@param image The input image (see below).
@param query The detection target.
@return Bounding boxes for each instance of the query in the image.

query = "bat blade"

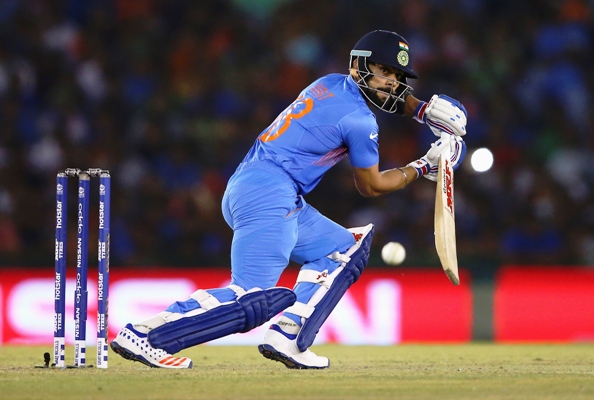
[434,154,460,286]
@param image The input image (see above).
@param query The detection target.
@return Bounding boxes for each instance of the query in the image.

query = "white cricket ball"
[381,242,406,265]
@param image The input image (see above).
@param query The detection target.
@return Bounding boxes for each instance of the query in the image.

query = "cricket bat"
[434,152,460,286]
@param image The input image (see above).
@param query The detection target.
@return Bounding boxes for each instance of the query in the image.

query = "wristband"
[413,101,428,123]
[406,159,430,178]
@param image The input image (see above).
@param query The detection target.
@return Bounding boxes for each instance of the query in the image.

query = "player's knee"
[328,224,374,281]
[335,226,357,253]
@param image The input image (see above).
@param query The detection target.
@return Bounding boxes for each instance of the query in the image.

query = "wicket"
[54,168,111,369]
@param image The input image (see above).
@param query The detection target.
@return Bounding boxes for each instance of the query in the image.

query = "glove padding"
[407,133,467,182]
[414,94,467,137]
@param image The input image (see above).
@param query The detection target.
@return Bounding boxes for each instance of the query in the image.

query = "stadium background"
[0,0,593,345]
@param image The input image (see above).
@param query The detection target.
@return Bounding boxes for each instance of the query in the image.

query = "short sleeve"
[340,111,379,168]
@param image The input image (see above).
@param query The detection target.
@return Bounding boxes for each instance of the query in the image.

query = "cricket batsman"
[111,30,467,369]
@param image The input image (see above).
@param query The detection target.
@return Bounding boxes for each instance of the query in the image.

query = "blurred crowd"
[0,0,593,277]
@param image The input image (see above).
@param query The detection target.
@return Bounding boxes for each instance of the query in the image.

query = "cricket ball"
[381,242,406,265]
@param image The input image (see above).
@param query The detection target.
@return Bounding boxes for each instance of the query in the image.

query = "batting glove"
[414,94,468,137]
[407,133,467,182]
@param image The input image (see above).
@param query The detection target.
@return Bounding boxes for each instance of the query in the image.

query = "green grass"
[1,344,593,400]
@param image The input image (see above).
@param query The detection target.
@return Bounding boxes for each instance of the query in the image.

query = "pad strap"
[327,251,351,263]
[296,269,332,288]
[190,290,221,310]
[284,302,315,319]
[228,284,247,297]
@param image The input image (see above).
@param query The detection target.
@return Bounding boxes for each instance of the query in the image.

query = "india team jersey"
[241,73,380,195]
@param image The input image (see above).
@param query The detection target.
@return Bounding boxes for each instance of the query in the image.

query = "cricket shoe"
[258,325,329,369]
[110,324,193,369]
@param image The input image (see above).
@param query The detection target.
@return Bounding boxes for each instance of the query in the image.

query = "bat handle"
[440,131,451,160]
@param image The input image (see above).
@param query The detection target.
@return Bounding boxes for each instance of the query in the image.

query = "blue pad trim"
[148,287,296,354]
[296,226,374,352]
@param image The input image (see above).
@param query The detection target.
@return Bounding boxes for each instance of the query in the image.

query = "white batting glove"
[414,94,468,137]
[407,133,467,181]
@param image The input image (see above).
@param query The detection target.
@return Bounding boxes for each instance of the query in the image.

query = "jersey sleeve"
[339,111,380,169]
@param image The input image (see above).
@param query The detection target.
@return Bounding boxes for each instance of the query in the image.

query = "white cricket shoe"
[110,324,193,369]
[258,325,329,369]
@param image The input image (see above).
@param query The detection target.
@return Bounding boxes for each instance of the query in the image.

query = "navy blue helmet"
[350,30,417,113]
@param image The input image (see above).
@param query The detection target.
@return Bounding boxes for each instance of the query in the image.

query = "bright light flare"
[470,148,494,172]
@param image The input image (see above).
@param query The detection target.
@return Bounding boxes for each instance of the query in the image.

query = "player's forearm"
[354,166,417,197]
[380,166,417,191]
[404,95,422,117]
[355,167,417,197]
[373,166,417,195]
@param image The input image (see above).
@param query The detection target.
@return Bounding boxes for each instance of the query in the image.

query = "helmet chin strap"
[351,56,413,114]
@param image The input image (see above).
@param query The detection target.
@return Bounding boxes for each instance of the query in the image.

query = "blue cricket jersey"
[241,73,380,195]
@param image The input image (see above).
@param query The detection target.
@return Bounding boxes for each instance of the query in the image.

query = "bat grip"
[440,131,451,160]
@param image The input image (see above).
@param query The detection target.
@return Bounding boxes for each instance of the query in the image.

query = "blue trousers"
[166,160,355,315]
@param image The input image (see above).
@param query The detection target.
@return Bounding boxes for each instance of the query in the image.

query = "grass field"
[1,344,593,400]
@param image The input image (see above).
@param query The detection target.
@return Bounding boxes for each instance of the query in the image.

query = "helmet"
[349,30,418,113]
[351,30,418,79]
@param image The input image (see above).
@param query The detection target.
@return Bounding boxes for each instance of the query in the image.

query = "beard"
[361,86,398,111]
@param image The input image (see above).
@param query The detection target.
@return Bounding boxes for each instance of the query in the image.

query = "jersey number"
[260,96,314,142]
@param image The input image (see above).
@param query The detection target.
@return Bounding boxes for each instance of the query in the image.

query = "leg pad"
[296,224,374,351]
[148,287,296,354]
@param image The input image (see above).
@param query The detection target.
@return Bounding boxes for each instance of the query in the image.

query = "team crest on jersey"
[397,50,409,66]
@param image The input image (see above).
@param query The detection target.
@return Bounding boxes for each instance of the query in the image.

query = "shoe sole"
[110,341,158,368]
[258,344,328,370]
[110,341,193,369]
